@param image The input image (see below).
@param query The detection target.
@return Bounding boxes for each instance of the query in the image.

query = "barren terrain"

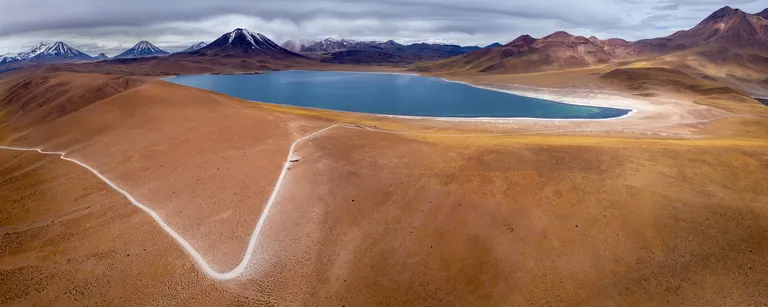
[1,67,767,306]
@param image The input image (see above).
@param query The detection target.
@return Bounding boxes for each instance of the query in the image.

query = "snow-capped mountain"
[94,53,110,60]
[0,42,52,64]
[282,38,401,53]
[178,42,207,53]
[278,37,479,63]
[0,53,18,64]
[28,42,94,62]
[195,28,305,58]
[280,39,315,52]
[297,38,365,53]
[114,41,170,59]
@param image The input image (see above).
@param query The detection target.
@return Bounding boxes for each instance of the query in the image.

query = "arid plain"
[1,66,767,305]
[2,6,768,305]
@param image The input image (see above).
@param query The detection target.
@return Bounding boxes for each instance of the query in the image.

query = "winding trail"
[0,114,766,280]
[0,124,340,280]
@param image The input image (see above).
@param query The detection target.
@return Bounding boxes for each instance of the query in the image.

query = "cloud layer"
[0,0,764,56]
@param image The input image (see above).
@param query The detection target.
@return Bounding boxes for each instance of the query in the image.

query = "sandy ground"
[1,71,768,305]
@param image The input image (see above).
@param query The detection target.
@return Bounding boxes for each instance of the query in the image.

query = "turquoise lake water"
[165,71,630,119]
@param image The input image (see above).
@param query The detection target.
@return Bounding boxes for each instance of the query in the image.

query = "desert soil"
[1,71,767,305]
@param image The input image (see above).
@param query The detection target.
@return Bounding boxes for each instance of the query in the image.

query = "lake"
[165,71,630,119]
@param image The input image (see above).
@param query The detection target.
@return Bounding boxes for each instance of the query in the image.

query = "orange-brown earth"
[1,69,767,306]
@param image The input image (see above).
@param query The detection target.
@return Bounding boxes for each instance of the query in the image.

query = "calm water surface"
[166,71,630,119]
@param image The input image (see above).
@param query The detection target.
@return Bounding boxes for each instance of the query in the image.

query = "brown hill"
[0,72,149,140]
[636,6,768,52]
[416,32,628,74]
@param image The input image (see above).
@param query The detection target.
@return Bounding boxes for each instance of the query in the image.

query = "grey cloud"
[653,3,680,10]
[1,0,766,54]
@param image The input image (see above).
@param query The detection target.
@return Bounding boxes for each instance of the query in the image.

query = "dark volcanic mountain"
[114,41,170,59]
[28,42,94,63]
[94,53,110,60]
[485,42,503,48]
[178,42,207,53]
[192,28,305,59]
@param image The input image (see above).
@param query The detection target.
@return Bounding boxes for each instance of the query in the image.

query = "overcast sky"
[0,0,765,56]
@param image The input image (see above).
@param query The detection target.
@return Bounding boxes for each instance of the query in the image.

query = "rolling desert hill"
[0,72,149,140]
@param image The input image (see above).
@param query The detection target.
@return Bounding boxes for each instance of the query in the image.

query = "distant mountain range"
[1,34,483,69]
[418,6,768,74]
[0,41,95,65]
[1,5,766,81]
[281,38,481,64]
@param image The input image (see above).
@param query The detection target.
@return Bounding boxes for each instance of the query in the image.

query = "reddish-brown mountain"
[416,6,768,75]
[636,6,768,52]
[416,31,627,74]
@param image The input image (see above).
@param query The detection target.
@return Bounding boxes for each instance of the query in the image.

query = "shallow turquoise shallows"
[165,71,630,119]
